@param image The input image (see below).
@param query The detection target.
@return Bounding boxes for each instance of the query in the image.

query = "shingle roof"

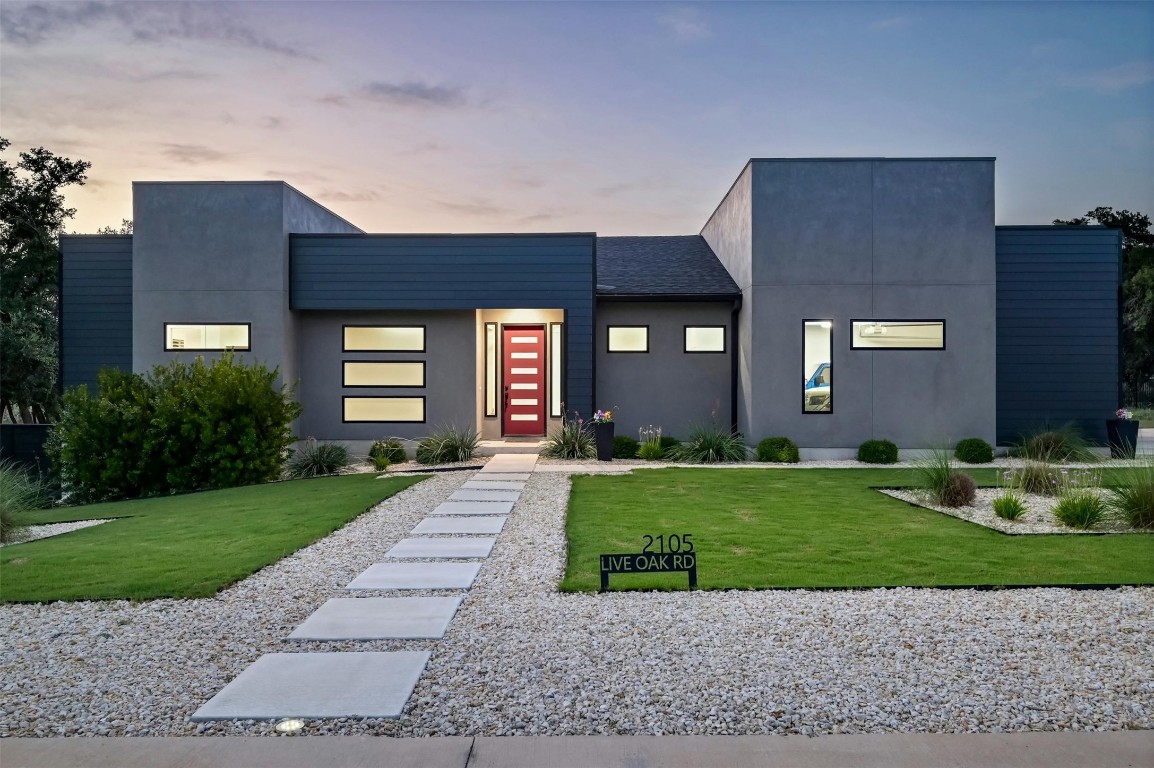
[595,236,740,297]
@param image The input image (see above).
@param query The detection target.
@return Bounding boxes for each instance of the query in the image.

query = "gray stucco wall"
[996,226,1122,445]
[700,164,754,433]
[595,301,733,440]
[297,310,475,441]
[291,234,595,420]
[703,158,997,448]
[59,235,133,392]
[131,182,359,386]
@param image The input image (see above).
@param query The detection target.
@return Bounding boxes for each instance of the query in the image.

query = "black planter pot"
[1106,419,1140,459]
[594,422,615,462]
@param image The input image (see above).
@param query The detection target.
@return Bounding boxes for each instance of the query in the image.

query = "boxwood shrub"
[756,436,800,463]
[857,439,899,464]
[613,435,640,459]
[954,438,994,464]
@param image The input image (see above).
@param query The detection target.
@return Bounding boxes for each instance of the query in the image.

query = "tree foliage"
[0,137,91,423]
[1054,207,1154,395]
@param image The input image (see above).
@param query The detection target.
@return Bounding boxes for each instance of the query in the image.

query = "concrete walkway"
[4,732,1151,768]
[192,454,536,722]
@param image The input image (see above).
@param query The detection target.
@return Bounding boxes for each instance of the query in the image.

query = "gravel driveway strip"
[1,470,1152,738]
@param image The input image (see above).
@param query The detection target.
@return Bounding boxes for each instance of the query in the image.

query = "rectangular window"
[803,320,832,414]
[343,326,425,352]
[607,325,648,353]
[343,396,425,423]
[484,323,497,417]
[342,362,425,388]
[851,320,945,349]
[165,323,250,351]
[684,326,726,353]
[550,322,563,417]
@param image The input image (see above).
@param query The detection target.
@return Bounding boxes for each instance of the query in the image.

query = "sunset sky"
[2,1,1152,235]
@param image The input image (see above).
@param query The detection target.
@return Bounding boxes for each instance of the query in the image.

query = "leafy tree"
[0,137,91,423]
[95,219,132,235]
[1054,207,1154,398]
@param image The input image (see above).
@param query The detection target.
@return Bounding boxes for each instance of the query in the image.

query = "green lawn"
[1,473,425,603]
[560,468,1154,591]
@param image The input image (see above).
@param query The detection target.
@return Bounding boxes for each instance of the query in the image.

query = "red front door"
[502,326,546,436]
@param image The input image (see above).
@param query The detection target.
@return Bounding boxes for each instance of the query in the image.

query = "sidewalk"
[4,732,1152,768]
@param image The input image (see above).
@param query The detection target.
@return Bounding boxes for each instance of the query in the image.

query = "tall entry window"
[803,320,832,413]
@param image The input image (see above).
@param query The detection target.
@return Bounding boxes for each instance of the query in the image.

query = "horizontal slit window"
[343,362,425,387]
[343,326,425,352]
[343,396,425,422]
[684,326,725,353]
[165,323,249,351]
[851,321,945,349]
[607,326,648,353]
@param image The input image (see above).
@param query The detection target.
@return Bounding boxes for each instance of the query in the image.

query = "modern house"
[60,158,1123,455]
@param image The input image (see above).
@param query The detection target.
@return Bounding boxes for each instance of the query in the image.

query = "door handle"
[503,385,509,407]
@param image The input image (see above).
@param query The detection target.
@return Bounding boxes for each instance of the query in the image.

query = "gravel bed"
[2,471,1152,738]
[536,456,1151,471]
[881,488,1145,535]
[0,520,114,549]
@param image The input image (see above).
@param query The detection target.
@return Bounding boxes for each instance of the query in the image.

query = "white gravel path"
[1,470,1152,738]
[0,520,113,548]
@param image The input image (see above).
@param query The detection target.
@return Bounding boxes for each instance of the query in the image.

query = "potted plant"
[1106,408,1139,459]
[591,409,615,461]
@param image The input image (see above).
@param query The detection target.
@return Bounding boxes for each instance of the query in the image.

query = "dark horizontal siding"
[995,226,1121,445]
[59,235,133,393]
[291,233,596,416]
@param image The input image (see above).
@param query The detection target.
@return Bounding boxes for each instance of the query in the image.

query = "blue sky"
[2,1,1151,234]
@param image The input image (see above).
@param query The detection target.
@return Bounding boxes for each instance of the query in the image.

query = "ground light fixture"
[274,718,304,734]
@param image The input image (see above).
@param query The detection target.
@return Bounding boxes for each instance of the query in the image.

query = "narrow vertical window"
[550,322,563,417]
[484,322,497,417]
[803,320,832,413]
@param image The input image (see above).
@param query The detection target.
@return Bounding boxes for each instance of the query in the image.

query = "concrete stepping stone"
[412,516,507,534]
[347,562,482,590]
[431,501,513,515]
[449,489,520,502]
[190,652,429,721]
[385,537,495,559]
[288,597,463,641]
[462,480,525,490]
[471,473,530,481]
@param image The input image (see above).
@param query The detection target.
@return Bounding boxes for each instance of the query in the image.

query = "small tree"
[48,354,302,503]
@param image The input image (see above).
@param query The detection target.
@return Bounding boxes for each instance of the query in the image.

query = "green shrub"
[1014,462,1061,495]
[416,426,479,465]
[543,417,595,460]
[942,472,977,507]
[613,435,640,459]
[670,426,749,464]
[954,438,993,464]
[0,459,53,543]
[1107,460,1154,530]
[638,441,665,460]
[659,435,680,451]
[756,436,800,463]
[1019,425,1097,463]
[1053,490,1106,529]
[286,439,350,478]
[369,438,408,465]
[994,492,1026,520]
[857,439,898,464]
[47,355,301,503]
[370,456,390,472]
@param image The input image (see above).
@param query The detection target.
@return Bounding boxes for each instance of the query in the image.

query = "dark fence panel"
[1124,380,1154,408]
[0,424,53,474]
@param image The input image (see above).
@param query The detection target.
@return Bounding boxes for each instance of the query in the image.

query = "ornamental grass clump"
[1054,490,1106,529]
[286,439,350,478]
[542,413,595,460]
[942,472,977,507]
[638,441,665,460]
[415,426,479,465]
[1019,425,1098,464]
[1106,460,1154,530]
[670,425,750,464]
[1016,461,1062,496]
[369,438,408,468]
[0,460,53,543]
[757,436,800,463]
[994,469,1027,521]
[915,449,975,507]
